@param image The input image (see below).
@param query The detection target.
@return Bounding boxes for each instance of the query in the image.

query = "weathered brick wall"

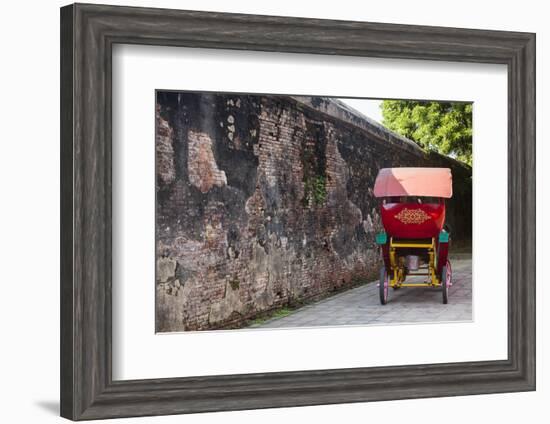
[155,92,472,331]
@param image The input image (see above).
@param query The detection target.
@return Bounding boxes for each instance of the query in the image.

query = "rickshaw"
[374,167,453,305]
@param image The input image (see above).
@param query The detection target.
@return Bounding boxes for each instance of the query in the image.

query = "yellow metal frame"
[388,237,440,288]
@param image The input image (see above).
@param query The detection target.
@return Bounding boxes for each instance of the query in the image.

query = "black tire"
[379,267,389,305]
[441,265,449,304]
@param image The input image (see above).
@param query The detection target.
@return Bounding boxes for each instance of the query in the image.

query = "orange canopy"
[373,167,453,198]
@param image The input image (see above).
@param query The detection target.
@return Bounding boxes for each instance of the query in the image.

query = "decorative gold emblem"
[394,208,431,224]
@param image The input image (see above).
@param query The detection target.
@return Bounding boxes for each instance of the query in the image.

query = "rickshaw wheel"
[379,267,389,305]
[441,261,451,304]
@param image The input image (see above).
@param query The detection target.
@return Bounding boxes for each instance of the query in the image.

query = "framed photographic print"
[60,3,536,420]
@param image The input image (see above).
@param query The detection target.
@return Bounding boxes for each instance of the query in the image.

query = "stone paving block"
[254,258,472,329]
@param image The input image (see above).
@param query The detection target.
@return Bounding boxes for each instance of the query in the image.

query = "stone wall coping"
[290,96,426,157]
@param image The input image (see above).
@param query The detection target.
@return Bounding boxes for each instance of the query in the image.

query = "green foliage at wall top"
[381,100,472,166]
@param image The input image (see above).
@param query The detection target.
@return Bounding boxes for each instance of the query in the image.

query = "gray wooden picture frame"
[60,3,536,421]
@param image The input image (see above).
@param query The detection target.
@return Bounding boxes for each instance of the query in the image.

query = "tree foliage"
[381,100,472,165]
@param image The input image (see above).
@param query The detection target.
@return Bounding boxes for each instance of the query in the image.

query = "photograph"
[155,91,473,332]
[0,0,541,422]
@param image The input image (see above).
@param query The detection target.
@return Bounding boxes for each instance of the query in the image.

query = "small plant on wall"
[301,122,328,207]
[303,174,327,206]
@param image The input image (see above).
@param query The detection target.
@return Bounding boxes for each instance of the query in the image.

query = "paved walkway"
[252,257,472,329]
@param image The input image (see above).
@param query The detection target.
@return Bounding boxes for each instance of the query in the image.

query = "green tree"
[381,100,472,165]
